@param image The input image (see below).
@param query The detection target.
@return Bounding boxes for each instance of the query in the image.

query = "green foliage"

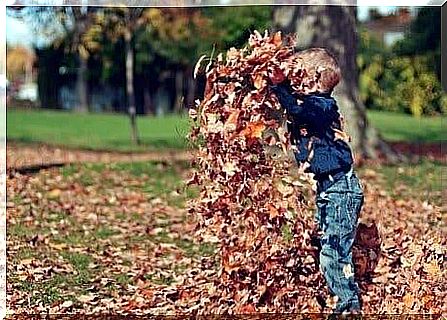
[202,6,273,50]
[393,7,441,81]
[360,54,446,116]
[358,27,446,117]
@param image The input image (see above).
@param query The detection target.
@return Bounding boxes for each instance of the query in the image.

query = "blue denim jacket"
[272,85,354,191]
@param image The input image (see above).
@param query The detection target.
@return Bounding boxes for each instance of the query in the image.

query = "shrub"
[358,30,446,117]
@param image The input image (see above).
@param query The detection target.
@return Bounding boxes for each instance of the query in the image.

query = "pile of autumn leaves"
[187,31,326,312]
[186,31,445,314]
[186,30,407,313]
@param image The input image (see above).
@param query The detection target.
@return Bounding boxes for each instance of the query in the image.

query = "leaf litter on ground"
[6,30,447,316]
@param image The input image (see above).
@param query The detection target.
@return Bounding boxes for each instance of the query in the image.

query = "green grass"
[78,161,197,207]
[7,109,446,154]
[358,159,445,206]
[367,110,446,142]
[7,108,190,152]
[61,252,92,273]
[9,157,443,308]
[17,277,64,305]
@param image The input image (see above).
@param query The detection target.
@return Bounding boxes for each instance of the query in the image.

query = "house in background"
[363,8,415,47]
[6,45,39,103]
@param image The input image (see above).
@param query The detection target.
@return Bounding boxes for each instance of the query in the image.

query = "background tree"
[6,46,35,83]
[357,8,445,117]
[70,6,97,113]
[139,8,217,113]
[273,6,399,161]
[393,7,441,80]
[8,6,96,112]
[88,7,149,144]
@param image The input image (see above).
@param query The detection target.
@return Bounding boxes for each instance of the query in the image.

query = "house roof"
[363,8,413,33]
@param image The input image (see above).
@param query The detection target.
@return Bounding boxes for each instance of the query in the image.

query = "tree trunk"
[75,53,89,113]
[143,87,154,116]
[186,65,196,112]
[124,30,140,145]
[273,5,401,162]
[174,69,184,114]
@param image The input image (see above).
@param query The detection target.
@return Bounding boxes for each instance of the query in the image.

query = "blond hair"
[295,48,341,94]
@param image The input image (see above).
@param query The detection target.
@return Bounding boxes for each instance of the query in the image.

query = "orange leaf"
[271,31,282,47]
[403,293,415,308]
[253,74,267,90]
[238,303,257,314]
[423,260,441,279]
[240,121,266,139]
[223,261,241,273]
[140,288,154,299]
[267,203,280,219]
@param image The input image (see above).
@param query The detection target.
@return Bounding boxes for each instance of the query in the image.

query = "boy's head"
[295,47,341,94]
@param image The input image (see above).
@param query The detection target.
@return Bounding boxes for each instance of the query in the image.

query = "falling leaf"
[224,110,241,132]
[268,66,286,84]
[271,31,282,47]
[423,260,441,279]
[194,54,207,79]
[223,161,237,177]
[253,74,267,90]
[240,122,266,139]
[403,293,415,308]
[267,203,280,219]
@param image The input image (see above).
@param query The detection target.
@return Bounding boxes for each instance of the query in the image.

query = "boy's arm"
[270,83,304,117]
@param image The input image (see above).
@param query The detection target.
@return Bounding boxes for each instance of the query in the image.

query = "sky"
[5,6,413,48]
[6,14,34,48]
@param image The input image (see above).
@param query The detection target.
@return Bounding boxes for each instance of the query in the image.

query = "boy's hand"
[300,128,308,136]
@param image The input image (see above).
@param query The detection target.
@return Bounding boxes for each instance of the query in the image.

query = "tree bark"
[185,65,196,112]
[76,53,89,113]
[273,5,401,162]
[70,6,94,113]
[143,87,154,116]
[174,69,184,114]
[124,30,140,145]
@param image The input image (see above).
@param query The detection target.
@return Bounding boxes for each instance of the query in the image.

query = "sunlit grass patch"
[359,159,444,206]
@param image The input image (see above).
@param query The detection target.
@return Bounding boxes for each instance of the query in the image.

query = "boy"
[271,48,365,314]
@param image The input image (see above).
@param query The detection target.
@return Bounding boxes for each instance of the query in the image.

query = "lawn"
[7,109,446,152]
[7,109,190,152]
[367,110,446,142]
[7,158,445,313]
[7,160,207,312]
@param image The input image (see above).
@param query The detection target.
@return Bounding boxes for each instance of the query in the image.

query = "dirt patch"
[389,141,446,162]
[7,142,193,171]
[7,141,445,174]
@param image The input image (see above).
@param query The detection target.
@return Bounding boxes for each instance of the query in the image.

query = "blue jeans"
[315,168,364,313]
